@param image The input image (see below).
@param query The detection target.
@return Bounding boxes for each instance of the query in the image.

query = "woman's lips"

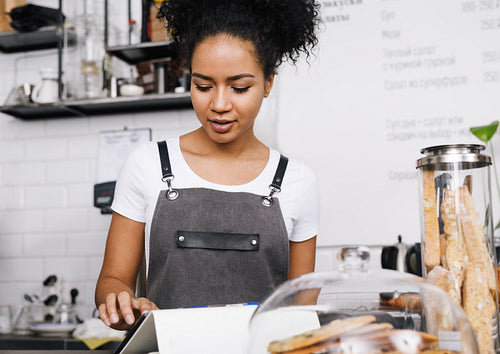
[209,120,234,133]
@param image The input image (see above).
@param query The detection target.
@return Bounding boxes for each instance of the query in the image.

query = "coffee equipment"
[381,235,409,272]
[381,235,422,276]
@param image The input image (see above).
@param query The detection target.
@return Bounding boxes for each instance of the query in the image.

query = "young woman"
[95,0,321,330]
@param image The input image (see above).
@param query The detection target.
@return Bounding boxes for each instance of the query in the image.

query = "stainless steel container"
[416,144,499,353]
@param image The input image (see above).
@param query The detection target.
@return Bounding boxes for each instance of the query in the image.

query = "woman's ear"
[264,70,276,98]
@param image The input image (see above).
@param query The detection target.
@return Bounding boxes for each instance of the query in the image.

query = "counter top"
[0,333,121,350]
[0,351,114,354]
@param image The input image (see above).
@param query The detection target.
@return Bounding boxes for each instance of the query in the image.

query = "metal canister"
[416,144,498,353]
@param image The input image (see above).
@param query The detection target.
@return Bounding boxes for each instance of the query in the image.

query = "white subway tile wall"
[0,1,386,312]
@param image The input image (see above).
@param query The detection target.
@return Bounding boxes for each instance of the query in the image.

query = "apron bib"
[146,141,290,309]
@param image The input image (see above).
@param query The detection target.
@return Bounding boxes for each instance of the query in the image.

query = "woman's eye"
[195,84,211,92]
[233,86,250,93]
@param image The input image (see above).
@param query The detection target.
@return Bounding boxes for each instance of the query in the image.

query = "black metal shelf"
[105,40,178,65]
[0,92,192,120]
[0,25,76,53]
[0,0,190,120]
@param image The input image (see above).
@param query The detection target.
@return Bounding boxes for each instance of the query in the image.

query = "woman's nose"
[210,88,232,112]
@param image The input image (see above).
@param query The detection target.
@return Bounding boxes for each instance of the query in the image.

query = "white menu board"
[276,0,500,246]
[97,128,152,183]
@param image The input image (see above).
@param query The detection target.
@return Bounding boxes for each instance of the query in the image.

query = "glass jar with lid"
[416,144,499,353]
[247,246,479,353]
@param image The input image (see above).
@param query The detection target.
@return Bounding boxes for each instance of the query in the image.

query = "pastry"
[459,186,496,294]
[463,261,495,354]
[440,188,468,271]
[267,315,376,353]
[422,169,440,271]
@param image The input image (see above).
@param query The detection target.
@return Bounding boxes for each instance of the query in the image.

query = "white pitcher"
[34,67,59,104]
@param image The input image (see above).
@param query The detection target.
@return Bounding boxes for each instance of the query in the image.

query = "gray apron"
[146,141,290,309]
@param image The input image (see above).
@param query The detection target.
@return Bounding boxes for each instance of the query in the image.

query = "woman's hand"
[98,291,158,330]
[95,213,152,330]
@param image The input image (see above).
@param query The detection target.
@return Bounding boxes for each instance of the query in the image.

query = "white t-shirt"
[112,137,320,262]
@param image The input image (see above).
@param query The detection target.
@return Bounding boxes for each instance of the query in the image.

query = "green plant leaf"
[485,204,491,229]
[470,121,499,143]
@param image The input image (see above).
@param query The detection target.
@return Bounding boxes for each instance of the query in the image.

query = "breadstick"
[439,234,448,269]
[426,265,462,331]
[497,265,500,304]
[463,261,496,354]
[426,265,449,292]
[422,169,440,271]
[447,268,463,306]
[440,188,468,271]
[458,186,496,293]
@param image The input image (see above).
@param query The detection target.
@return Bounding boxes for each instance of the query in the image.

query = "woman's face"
[190,34,274,145]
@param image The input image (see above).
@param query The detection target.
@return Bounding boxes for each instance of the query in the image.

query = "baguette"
[422,169,440,271]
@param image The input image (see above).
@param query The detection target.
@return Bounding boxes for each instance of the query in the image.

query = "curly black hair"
[157,0,320,78]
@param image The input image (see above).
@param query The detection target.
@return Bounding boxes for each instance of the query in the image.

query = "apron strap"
[157,141,178,200]
[262,154,288,207]
[270,154,289,191]
[158,141,289,205]
[157,140,173,180]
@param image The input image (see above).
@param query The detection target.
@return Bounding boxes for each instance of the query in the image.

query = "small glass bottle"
[129,19,140,45]
[55,303,76,325]
[81,60,100,99]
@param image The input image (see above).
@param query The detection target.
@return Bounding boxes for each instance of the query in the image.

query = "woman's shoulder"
[122,138,180,173]
[271,149,317,182]
[129,137,180,156]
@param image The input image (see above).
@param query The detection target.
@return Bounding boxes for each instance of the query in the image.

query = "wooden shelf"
[0,92,192,120]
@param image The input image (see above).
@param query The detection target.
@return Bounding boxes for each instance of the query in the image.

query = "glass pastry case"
[247,246,479,353]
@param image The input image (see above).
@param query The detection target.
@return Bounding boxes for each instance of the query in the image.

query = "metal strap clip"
[261,185,280,207]
[162,175,178,200]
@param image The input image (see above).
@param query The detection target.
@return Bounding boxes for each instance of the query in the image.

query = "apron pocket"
[176,231,259,251]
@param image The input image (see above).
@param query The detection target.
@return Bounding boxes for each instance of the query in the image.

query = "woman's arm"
[95,212,158,330]
[289,236,317,279]
[289,236,318,305]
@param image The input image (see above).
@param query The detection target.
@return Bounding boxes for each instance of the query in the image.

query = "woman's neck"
[179,128,270,185]
[180,127,266,159]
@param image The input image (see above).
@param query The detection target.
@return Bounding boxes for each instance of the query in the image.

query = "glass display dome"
[247,246,479,354]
